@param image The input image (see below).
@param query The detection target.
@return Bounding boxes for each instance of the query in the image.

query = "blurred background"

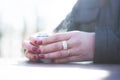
[0,0,77,58]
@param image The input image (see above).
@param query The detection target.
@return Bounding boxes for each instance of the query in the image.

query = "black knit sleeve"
[94,27,120,63]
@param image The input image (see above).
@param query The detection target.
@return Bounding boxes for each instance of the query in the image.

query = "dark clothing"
[95,27,120,63]
[54,0,120,63]
[94,0,120,63]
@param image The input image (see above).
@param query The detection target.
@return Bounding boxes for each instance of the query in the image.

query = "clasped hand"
[22,31,95,63]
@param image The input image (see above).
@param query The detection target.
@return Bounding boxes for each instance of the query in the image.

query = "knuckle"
[53,34,60,41]
[40,46,45,53]
[54,43,62,50]
[42,38,47,44]
[57,51,64,58]
[46,53,52,58]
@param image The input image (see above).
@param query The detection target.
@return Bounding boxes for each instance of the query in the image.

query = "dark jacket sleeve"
[94,27,120,63]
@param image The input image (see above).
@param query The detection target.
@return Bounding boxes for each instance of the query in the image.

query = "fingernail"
[39,54,45,59]
[37,40,42,45]
[34,40,42,45]
[33,55,37,59]
[34,41,38,44]
[32,47,38,52]
[36,49,41,54]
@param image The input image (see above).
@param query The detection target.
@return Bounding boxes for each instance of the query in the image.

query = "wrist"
[88,32,95,60]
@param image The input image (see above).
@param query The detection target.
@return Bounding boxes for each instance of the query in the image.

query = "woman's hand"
[22,31,95,63]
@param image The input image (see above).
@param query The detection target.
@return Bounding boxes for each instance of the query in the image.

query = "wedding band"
[62,41,68,50]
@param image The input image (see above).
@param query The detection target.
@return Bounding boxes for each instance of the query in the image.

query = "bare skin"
[22,31,95,63]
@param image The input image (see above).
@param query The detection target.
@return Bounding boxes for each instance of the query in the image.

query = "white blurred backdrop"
[0,0,77,58]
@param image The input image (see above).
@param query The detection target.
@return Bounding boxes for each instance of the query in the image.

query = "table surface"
[0,58,120,80]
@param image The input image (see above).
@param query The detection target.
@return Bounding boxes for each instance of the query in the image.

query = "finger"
[53,55,82,63]
[25,50,39,61]
[29,35,42,46]
[39,49,79,59]
[41,32,71,45]
[22,40,41,54]
[41,37,80,54]
[40,41,63,53]
[40,40,72,54]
